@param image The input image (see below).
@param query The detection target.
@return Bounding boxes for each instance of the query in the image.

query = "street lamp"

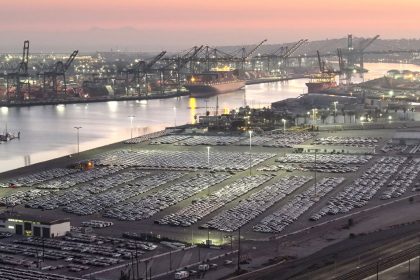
[333,101,338,123]
[207,146,211,196]
[173,106,177,127]
[73,126,82,155]
[248,130,253,176]
[281,119,286,133]
[128,115,135,139]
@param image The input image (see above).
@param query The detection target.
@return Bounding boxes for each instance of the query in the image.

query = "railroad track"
[335,245,419,280]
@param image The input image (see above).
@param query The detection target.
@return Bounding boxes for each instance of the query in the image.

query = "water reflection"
[1,63,420,173]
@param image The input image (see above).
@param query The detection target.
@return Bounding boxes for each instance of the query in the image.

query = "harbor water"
[0,63,419,173]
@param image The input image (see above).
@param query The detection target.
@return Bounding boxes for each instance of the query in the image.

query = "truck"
[174,270,189,279]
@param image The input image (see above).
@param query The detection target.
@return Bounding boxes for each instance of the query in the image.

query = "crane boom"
[146,51,166,69]
[359,35,380,51]
[17,40,30,74]
[317,50,324,72]
[283,39,307,58]
[64,50,79,71]
[244,39,267,59]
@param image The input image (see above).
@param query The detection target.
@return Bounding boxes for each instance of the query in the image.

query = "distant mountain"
[0,29,419,55]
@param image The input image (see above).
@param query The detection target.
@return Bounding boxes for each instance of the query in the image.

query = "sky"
[1,0,419,52]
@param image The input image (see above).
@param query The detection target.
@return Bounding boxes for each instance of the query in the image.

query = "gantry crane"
[42,50,78,96]
[258,39,307,74]
[157,45,203,92]
[240,39,267,70]
[6,40,30,101]
[345,34,379,79]
[124,51,167,95]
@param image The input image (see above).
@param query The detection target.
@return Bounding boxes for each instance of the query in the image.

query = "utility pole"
[249,130,253,176]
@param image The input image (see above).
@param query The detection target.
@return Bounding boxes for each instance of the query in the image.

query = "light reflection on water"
[1,63,420,173]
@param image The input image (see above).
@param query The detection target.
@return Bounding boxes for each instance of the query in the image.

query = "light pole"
[248,130,253,176]
[74,126,82,155]
[173,106,177,127]
[314,149,318,197]
[333,101,338,123]
[207,146,211,196]
[281,119,286,133]
[128,115,135,139]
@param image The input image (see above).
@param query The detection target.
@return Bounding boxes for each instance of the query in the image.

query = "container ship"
[306,73,337,93]
[184,70,245,98]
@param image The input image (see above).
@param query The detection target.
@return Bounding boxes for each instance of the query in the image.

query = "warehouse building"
[0,212,70,238]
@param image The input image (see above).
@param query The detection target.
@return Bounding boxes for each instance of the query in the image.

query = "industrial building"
[0,212,70,238]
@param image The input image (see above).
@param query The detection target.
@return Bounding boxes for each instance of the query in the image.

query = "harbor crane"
[124,51,167,95]
[258,39,307,73]
[240,39,267,69]
[6,40,30,101]
[345,34,380,79]
[42,50,78,95]
[157,45,204,92]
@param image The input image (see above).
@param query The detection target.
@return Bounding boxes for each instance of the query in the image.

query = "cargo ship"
[184,70,245,98]
[306,73,337,93]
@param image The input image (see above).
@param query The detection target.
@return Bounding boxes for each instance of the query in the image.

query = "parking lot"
[1,128,420,279]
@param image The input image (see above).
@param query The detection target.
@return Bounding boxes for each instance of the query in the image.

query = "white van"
[174,270,189,279]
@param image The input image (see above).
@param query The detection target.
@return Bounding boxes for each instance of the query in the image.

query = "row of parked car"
[104,173,231,221]
[203,176,312,232]
[311,157,406,220]
[1,168,78,188]
[1,240,121,269]
[27,170,149,210]
[36,166,125,190]
[381,143,420,154]
[313,136,379,147]
[150,135,192,145]
[174,136,242,146]
[64,232,158,251]
[0,189,50,207]
[97,150,275,171]
[235,136,273,146]
[254,177,345,233]
[1,167,128,207]
[276,154,372,165]
[259,163,361,173]
[0,265,83,280]
[157,174,274,227]
[261,132,315,148]
[63,172,185,216]
[124,129,170,144]
[380,159,420,200]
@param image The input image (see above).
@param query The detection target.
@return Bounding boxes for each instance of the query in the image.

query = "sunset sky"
[1,0,419,51]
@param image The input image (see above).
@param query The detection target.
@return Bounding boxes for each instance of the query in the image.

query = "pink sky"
[1,0,419,51]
